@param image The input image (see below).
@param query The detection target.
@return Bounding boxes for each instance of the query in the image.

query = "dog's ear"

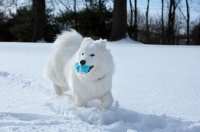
[81,37,94,47]
[96,39,107,49]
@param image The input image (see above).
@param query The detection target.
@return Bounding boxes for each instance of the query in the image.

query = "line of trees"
[127,0,200,45]
[0,0,199,45]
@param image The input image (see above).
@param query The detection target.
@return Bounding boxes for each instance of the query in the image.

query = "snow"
[0,40,200,132]
[37,38,47,43]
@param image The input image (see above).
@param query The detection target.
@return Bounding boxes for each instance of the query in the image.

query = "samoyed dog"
[45,29,114,109]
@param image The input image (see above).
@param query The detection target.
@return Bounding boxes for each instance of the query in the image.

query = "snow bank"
[0,41,200,132]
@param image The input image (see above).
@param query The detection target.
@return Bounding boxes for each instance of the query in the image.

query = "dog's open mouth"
[88,66,94,72]
[75,62,94,73]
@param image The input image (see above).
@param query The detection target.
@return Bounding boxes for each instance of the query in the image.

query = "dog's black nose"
[80,60,86,65]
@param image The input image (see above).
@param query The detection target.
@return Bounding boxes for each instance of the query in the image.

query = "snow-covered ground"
[0,39,200,132]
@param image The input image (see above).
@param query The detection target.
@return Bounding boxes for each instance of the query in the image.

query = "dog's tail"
[53,29,83,50]
[44,29,82,80]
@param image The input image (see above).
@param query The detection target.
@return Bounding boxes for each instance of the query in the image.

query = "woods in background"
[0,0,199,45]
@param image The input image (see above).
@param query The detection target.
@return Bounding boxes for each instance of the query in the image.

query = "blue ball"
[75,62,90,73]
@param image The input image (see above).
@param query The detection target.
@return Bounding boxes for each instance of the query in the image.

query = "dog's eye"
[90,54,95,57]
[82,53,84,55]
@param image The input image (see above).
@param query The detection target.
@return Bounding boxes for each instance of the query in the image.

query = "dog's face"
[76,38,113,80]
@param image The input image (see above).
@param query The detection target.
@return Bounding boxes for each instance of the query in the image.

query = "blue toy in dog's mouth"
[75,62,94,73]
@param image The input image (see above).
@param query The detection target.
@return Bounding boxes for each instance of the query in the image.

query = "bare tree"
[186,0,190,45]
[168,0,173,44]
[0,0,18,13]
[146,0,150,43]
[167,0,180,44]
[109,0,127,41]
[32,0,45,42]
[99,0,102,10]
[161,0,165,44]
[134,0,137,41]
[48,0,71,14]
[128,0,134,38]
[74,0,77,30]
[129,0,134,28]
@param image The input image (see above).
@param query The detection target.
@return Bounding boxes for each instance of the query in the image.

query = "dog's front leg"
[74,94,87,107]
[53,84,63,95]
[99,91,113,109]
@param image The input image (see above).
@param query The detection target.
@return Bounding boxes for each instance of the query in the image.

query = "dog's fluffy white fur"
[45,29,114,109]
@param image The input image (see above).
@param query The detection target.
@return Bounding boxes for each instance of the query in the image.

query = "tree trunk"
[32,0,45,42]
[74,0,77,30]
[168,0,181,44]
[186,0,190,45]
[99,0,102,11]
[146,0,150,43]
[109,0,127,41]
[129,0,133,28]
[161,0,164,44]
[172,0,176,44]
[134,0,137,41]
[168,0,173,44]
[128,0,134,38]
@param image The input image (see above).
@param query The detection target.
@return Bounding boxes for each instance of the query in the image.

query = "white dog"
[45,29,114,109]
